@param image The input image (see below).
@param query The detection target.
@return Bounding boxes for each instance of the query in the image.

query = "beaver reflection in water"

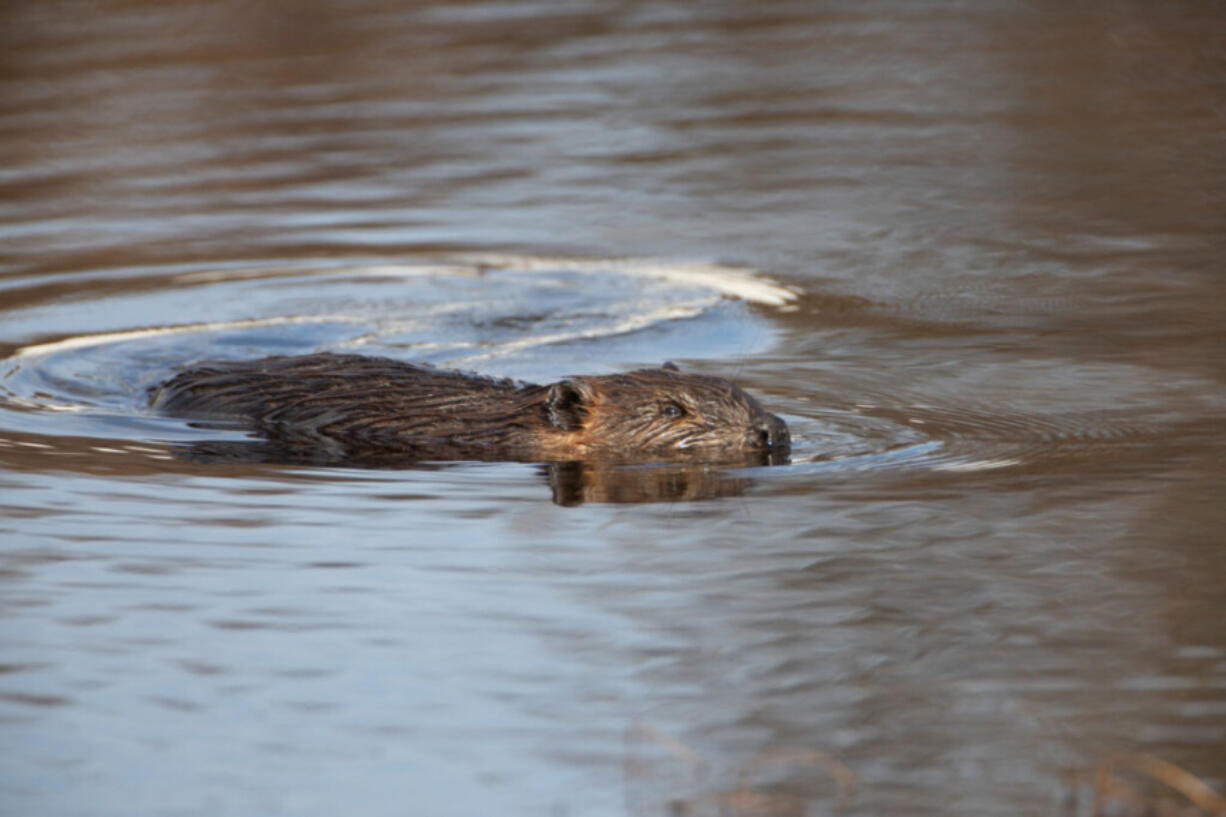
[151,353,790,467]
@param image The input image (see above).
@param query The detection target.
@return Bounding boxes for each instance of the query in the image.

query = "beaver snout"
[750,414,790,451]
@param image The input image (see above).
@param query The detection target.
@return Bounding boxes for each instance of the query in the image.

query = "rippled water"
[2,2,1225,815]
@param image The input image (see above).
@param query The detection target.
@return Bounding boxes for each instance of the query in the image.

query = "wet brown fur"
[151,353,789,465]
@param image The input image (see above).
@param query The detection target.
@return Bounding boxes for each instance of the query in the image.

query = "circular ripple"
[0,254,797,440]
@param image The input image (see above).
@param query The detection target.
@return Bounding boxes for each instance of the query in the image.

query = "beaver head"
[535,363,790,462]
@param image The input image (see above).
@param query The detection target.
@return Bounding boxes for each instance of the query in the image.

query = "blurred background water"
[1,1,1224,815]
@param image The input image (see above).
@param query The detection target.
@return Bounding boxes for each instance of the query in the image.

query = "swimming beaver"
[151,353,790,466]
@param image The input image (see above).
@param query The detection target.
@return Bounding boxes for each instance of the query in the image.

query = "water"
[2,2,1225,815]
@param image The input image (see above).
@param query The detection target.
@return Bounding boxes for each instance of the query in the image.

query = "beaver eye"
[661,402,686,419]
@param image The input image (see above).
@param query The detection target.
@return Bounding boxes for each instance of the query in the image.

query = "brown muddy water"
[2,2,1225,815]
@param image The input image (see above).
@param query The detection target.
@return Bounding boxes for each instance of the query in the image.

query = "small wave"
[6,314,370,361]
[452,253,799,306]
[6,254,796,364]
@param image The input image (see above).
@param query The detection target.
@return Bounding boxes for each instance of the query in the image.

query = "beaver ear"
[545,379,592,431]
[661,361,680,372]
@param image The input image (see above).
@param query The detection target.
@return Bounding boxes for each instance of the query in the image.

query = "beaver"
[151,352,790,466]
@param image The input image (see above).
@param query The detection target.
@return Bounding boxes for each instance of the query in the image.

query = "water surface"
[2,2,1224,815]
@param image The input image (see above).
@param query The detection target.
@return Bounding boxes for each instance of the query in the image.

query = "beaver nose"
[749,415,790,450]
